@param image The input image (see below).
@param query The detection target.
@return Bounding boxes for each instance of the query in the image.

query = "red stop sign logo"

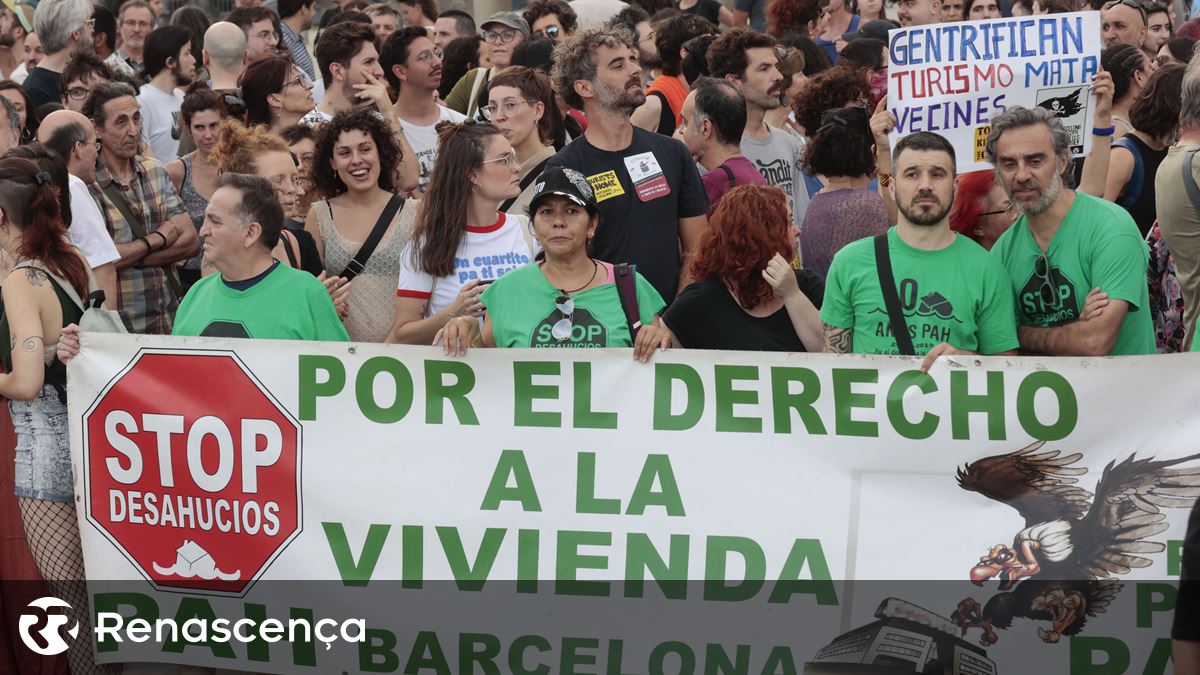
[82,350,302,595]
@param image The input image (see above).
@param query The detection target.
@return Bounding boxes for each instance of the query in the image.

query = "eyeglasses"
[480,99,531,120]
[481,150,518,169]
[482,28,520,44]
[253,30,279,45]
[268,174,304,191]
[84,18,95,30]
[413,47,443,63]
[1102,0,1147,22]
[282,71,311,89]
[1155,54,1175,67]
[979,203,1018,223]
[66,85,90,100]
[1033,253,1059,307]
[551,295,574,341]
[121,19,152,30]
[535,25,560,39]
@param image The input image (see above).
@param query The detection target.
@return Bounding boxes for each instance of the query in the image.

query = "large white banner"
[68,335,1194,674]
[887,11,1102,172]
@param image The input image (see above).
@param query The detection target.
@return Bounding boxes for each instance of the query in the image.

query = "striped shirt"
[282,22,316,80]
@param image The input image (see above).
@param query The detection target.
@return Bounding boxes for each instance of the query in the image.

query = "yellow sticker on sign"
[974,125,992,163]
[587,170,625,203]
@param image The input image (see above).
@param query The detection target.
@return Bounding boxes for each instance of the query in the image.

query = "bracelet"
[1092,125,1116,137]
[150,230,168,249]
[141,237,153,255]
[877,172,893,188]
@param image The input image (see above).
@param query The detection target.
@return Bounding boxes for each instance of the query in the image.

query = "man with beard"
[382,26,465,193]
[85,81,198,334]
[547,28,708,302]
[23,0,94,108]
[709,28,805,230]
[137,26,195,161]
[632,12,713,135]
[0,5,35,83]
[989,106,1155,355]
[303,20,385,127]
[607,6,659,87]
[821,131,1018,367]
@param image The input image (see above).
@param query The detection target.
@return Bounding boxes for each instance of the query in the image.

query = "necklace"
[546,259,599,296]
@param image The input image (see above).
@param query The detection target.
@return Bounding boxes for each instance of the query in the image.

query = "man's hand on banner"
[920,342,977,373]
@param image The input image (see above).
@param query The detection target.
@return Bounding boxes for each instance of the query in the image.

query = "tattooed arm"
[822,323,854,354]
[0,267,51,400]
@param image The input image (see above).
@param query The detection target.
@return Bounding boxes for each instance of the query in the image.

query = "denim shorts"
[11,384,74,503]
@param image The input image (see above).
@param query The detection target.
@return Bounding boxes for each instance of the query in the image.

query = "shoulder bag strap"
[614,263,642,341]
[280,229,300,269]
[466,68,489,119]
[719,164,735,189]
[1112,136,1145,208]
[340,194,404,281]
[101,181,183,299]
[499,158,549,214]
[1182,148,1200,209]
[873,232,915,356]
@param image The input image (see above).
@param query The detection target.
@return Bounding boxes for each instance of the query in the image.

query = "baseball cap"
[843,19,898,43]
[529,167,597,214]
[481,11,531,36]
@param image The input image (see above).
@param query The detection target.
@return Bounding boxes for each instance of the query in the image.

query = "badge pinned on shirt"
[623,151,670,203]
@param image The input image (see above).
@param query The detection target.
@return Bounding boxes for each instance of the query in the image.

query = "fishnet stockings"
[18,497,120,675]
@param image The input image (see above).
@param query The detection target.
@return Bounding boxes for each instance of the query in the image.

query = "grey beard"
[1012,172,1062,217]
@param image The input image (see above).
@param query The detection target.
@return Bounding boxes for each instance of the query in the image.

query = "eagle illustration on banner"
[951,442,1200,646]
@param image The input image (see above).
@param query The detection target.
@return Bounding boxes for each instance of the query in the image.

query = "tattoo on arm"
[823,323,853,354]
[17,335,43,352]
[24,268,46,286]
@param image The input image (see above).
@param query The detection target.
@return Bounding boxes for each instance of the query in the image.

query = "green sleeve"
[975,255,1020,354]
[306,281,350,342]
[818,252,855,328]
[444,69,477,115]
[1091,229,1149,311]
[635,273,667,326]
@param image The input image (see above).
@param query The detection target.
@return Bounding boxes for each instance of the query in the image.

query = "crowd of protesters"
[0,0,1199,670]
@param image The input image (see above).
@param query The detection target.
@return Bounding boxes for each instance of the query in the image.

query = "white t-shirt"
[399,105,466,193]
[136,84,184,161]
[396,212,538,315]
[67,174,120,268]
[299,107,333,128]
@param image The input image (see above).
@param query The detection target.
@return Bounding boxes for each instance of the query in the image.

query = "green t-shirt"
[991,192,1155,356]
[173,263,350,341]
[820,228,1019,356]
[481,262,666,348]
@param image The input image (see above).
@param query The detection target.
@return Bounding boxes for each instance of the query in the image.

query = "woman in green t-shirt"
[434,167,673,361]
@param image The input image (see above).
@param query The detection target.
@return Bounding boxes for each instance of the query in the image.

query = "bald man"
[204,21,245,90]
[38,109,120,307]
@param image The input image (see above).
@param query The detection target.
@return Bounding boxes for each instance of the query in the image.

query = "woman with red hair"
[948,170,1015,251]
[661,184,824,351]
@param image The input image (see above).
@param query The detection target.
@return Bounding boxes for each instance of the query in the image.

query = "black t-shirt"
[1173,497,1200,641]
[662,271,825,351]
[283,218,325,277]
[546,128,708,302]
[22,67,62,109]
[681,0,722,23]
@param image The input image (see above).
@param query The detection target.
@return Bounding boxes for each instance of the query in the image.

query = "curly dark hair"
[1130,62,1185,142]
[804,105,876,178]
[551,28,637,110]
[707,27,776,80]
[523,0,578,35]
[766,0,821,37]
[311,106,401,198]
[792,66,871,135]
[654,13,714,76]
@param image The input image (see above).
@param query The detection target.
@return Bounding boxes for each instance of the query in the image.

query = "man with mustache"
[709,28,805,230]
[547,28,709,303]
[821,131,1018,368]
[85,81,199,334]
[989,106,1155,355]
[381,26,465,194]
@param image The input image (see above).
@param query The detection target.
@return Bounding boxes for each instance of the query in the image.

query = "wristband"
[1092,125,1116,137]
[141,237,153,255]
[150,230,168,249]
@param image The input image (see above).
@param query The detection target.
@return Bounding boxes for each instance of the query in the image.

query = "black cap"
[843,19,898,43]
[529,167,597,214]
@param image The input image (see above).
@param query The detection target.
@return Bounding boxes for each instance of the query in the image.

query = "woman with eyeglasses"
[660,184,824,352]
[389,120,539,345]
[485,66,564,218]
[434,166,672,358]
[799,105,889,280]
[241,56,315,136]
[306,107,412,341]
[165,86,225,289]
[445,16,528,118]
[949,170,1017,251]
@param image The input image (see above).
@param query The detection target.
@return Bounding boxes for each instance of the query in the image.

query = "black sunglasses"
[1103,0,1148,22]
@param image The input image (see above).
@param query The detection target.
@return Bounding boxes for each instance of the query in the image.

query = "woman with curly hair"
[389,121,538,345]
[661,185,824,351]
[766,0,822,37]
[791,65,871,135]
[306,107,413,342]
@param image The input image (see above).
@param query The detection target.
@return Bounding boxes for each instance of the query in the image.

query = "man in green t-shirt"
[173,173,349,342]
[820,132,1019,369]
[987,106,1155,356]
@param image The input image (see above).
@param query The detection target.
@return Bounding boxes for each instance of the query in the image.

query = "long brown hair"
[411,121,503,277]
[0,156,87,296]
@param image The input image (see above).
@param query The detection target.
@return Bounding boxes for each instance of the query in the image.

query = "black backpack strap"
[873,232,915,356]
[340,194,403,281]
[614,263,642,341]
[499,159,549,213]
[719,163,735,189]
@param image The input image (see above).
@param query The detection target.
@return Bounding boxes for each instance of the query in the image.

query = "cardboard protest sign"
[887,11,1102,172]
